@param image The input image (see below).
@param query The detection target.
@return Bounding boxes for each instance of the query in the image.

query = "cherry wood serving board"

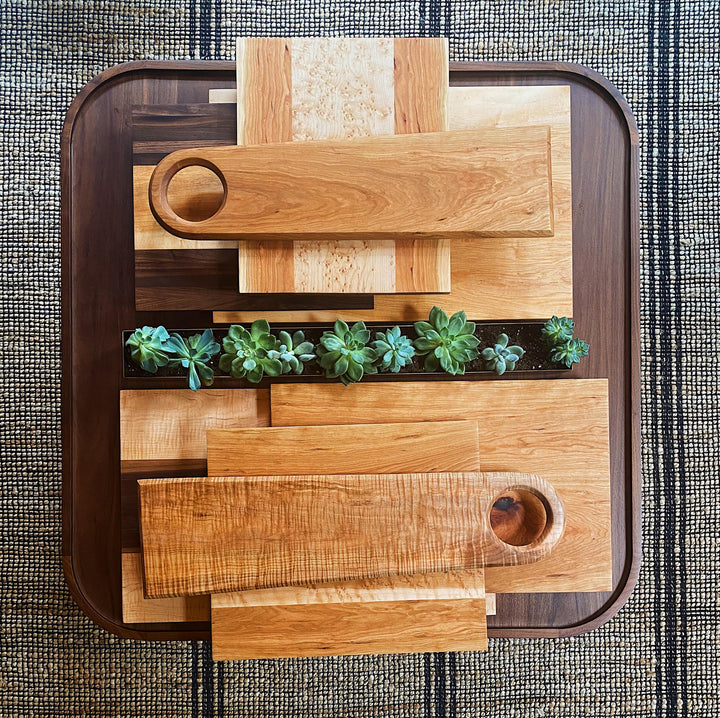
[149,126,554,241]
[62,62,639,643]
[210,583,488,660]
[206,421,481,476]
[139,471,562,598]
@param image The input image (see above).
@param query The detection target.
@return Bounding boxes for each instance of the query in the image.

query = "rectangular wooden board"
[138,471,545,598]
[120,388,270,461]
[152,126,554,240]
[271,378,612,594]
[122,551,210,624]
[206,420,480,476]
[214,83,572,323]
[234,36,451,294]
[211,591,487,660]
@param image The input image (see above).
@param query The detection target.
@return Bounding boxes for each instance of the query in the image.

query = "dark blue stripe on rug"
[191,641,200,718]
[188,0,197,57]
[424,652,433,718]
[671,0,688,713]
[199,0,211,59]
[216,660,225,717]
[434,652,447,717]
[202,641,214,717]
[214,0,222,58]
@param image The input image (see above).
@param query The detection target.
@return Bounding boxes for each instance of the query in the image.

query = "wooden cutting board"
[139,471,564,598]
[211,580,488,659]
[206,421,480,476]
[149,126,554,241]
[271,378,612,594]
[214,83,572,324]
[233,36,451,294]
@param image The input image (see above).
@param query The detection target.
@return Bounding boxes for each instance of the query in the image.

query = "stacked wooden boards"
[214,83,573,323]
[120,378,610,658]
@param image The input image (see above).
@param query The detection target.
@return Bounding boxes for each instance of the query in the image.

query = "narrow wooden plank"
[120,389,270,461]
[139,471,562,598]
[270,378,612,594]
[211,596,487,659]
[214,84,572,323]
[149,127,554,240]
[393,37,448,134]
[122,552,210,624]
[206,420,480,476]
[237,37,292,145]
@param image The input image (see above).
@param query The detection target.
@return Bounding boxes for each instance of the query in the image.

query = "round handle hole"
[490,488,548,547]
[166,165,226,222]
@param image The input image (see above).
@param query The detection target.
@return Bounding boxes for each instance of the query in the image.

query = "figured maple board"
[149,127,554,240]
[211,592,487,660]
[215,84,572,324]
[271,378,612,594]
[206,421,480,476]
[119,389,269,461]
[139,471,563,598]
[122,551,210,624]
[233,36,450,294]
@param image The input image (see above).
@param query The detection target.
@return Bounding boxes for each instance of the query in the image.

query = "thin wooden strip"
[139,471,562,598]
[213,83,572,323]
[394,37,448,134]
[211,596,487,660]
[149,127,554,240]
[237,37,292,145]
[238,239,295,293]
[206,420,480,476]
[393,237,452,293]
[122,552,210,624]
[120,389,270,461]
[270,378,612,594]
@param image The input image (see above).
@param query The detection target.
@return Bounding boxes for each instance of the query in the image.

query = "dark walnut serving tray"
[62,61,640,641]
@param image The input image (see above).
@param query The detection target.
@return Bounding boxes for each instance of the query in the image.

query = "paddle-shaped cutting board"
[139,472,564,598]
[148,127,554,241]
[205,421,480,476]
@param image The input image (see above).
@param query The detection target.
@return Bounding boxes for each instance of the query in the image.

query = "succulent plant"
[267,330,315,375]
[481,333,525,375]
[165,329,220,391]
[371,326,416,373]
[413,306,480,375]
[125,325,171,373]
[541,316,575,346]
[551,337,590,368]
[219,320,282,383]
[316,319,378,385]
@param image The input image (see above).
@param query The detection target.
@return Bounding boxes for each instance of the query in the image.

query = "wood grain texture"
[149,127,554,240]
[139,471,563,598]
[214,84,572,324]
[236,37,292,145]
[271,378,612,594]
[120,389,270,461]
[233,37,451,295]
[206,420,480,476]
[211,595,487,659]
[122,551,210,624]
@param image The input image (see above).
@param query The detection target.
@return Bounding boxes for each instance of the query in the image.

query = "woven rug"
[1,1,717,715]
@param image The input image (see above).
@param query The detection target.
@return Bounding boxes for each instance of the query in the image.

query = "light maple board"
[211,591,488,660]
[215,83,573,323]
[139,471,562,598]
[119,388,269,461]
[233,36,450,294]
[206,420,480,476]
[271,378,612,594]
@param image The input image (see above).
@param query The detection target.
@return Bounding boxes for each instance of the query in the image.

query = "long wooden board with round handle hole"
[147,127,554,241]
[139,471,564,599]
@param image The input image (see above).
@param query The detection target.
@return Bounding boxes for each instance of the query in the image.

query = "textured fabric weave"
[1,1,718,715]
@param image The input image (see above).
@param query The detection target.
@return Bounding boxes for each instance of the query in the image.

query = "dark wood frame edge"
[61,60,641,642]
